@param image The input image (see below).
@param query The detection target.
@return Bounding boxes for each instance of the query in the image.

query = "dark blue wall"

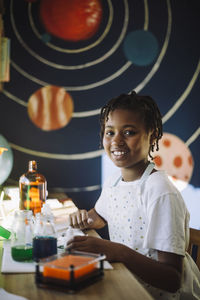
[0,0,199,220]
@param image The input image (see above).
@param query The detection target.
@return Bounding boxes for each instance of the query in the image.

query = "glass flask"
[41,203,57,237]
[19,160,47,215]
[33,212,43,237]
[11,210,34,261]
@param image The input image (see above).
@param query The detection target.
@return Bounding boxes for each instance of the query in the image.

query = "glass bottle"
[19,160,47,215]
[11,210,34,261]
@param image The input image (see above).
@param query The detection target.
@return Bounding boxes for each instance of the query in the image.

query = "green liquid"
[11,245,33,262]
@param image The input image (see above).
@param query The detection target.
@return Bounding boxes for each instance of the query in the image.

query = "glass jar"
[19,160,47,215]
[11,210,34,261]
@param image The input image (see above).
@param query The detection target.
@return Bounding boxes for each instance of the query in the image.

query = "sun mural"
[0,0,199,208]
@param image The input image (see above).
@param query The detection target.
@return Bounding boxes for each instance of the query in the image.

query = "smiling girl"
[67,91,200,299]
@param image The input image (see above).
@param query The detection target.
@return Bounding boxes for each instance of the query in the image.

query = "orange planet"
[28,85,74,131]
[153,132,194,183]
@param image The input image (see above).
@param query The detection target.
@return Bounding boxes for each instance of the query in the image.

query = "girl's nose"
[111,134,124,146]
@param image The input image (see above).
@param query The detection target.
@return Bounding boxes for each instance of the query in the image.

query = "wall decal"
[0,134,13,185]
[39,0,103,41]
[27,85,74,131]
[0,0,199,213]
[154,132,194,184]
[123,29,159,66]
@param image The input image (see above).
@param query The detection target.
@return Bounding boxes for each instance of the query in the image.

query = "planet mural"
[39,0,103,41]
[123,30,159,66]
[0,134,14,185]
[0,148,7,155]
[153,132,194,184]
[27,85,74,131]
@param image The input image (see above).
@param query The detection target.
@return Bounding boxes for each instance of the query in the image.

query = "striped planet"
[27,85,74,131]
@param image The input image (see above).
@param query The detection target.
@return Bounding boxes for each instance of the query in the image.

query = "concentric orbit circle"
[11,0,171,93]
[10,0,129,69]
[28,0,114,54]
[4,58,200,121]
[7,0,178,123]
[11,59,132,89]
[9,0,172,120]
[10,0,171,93]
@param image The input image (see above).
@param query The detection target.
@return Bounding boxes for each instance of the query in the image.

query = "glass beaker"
[11,210,34,261]
[32,204,57,260]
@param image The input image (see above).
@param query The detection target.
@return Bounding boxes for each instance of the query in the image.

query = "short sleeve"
[143,192,189,255]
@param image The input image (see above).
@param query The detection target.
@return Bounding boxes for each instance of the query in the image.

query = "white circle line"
[10,0,129,69]
[9,142,104,160]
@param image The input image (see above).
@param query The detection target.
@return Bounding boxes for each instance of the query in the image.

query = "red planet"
[40,0,103,41]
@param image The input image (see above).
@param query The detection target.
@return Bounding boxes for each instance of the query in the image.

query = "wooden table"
[0,237,154,300]
[0,193,154,300]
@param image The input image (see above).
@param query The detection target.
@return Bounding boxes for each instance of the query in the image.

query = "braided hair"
[99,91,163,159]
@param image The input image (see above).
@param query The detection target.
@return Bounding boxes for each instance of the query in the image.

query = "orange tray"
[35,250,105,293]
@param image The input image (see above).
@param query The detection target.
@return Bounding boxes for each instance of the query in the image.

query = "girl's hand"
[69,209,93,230]
[66,236,118,261]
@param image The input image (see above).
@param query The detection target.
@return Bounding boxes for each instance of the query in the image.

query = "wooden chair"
[188,228,200,270]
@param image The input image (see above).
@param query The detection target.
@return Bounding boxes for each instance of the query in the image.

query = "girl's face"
[103,109,153,172]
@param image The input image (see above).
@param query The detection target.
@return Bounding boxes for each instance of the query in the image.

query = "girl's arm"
[67,236,183,293]
[69,208,106,230]
[118,242,183,293]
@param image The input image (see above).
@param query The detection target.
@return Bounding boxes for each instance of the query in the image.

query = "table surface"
[0,194,154,300]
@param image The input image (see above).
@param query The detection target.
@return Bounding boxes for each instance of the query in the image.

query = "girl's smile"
[103,109,153,180]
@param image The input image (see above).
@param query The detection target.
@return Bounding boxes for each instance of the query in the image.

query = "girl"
[67,91,200,299]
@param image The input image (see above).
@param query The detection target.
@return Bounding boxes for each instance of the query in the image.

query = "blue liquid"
[33,236,57,260]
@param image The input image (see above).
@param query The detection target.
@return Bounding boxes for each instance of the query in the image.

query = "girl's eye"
[105,130,114,136]
[124,130,135,136]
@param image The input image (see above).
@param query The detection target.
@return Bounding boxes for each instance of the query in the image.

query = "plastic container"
[35,250,105,292]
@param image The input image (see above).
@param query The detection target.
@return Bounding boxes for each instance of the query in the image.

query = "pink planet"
[153,132,194,183]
